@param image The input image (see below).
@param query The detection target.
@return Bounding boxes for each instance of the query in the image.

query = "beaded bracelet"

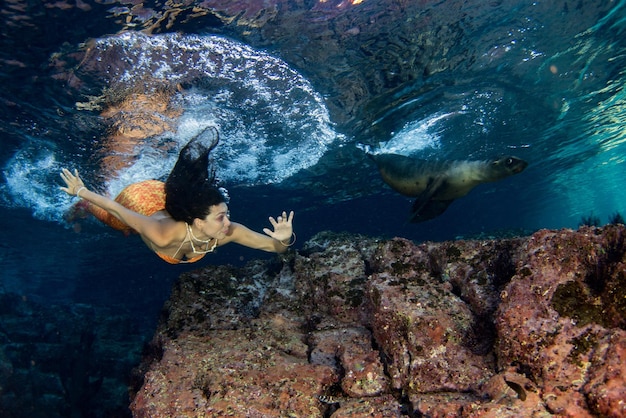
[75,186,87,198]
[279,232,296,247]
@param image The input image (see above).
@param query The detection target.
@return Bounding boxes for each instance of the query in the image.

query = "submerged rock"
[0,294,145,417]
[130,226,626,417]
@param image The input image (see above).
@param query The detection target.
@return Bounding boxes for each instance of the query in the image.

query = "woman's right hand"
[60,168,86,196]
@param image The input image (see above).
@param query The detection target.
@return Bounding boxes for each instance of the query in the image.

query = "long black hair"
[165,126,226,224]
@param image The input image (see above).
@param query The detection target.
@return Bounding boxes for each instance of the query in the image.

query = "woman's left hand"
[263,211,294,243]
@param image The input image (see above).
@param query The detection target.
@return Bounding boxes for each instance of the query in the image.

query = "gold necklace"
[186,224,218,254]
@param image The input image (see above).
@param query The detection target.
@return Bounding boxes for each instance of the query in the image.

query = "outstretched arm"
[227,211,295,253]
[59,169,175,246]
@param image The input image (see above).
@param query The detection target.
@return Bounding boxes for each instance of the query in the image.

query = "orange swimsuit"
[81,180,212,264]
[154,251,206,265]
[150,226,217,264]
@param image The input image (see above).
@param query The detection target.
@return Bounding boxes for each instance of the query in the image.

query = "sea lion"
[368,153,528,222]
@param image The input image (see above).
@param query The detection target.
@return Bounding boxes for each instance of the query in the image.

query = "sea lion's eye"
[506,158,514,165]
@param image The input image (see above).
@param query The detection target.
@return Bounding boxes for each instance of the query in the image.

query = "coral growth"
[130,226,626,417]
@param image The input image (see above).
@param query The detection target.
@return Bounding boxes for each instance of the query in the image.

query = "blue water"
[1,0,625,415]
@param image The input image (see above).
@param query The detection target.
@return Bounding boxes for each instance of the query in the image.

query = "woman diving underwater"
[60,126,295,264]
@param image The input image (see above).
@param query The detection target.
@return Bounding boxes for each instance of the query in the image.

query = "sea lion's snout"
[506,157,528,174]
[495,156,528,174]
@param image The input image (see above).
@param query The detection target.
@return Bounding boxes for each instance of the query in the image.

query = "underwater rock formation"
[0,293,146,417]
[130,226,626,417]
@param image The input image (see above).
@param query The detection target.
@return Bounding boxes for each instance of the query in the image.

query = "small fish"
[317,394,342,404]
[107,6,130,16]
[505,379,527,401]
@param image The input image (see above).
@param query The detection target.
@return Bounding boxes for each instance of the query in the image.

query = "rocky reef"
[130,225,626,417]
[0,294,146,417]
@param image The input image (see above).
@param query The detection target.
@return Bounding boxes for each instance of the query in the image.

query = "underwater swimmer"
[59,127,295,264]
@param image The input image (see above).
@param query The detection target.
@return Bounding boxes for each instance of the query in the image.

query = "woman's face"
[196,202,231,239]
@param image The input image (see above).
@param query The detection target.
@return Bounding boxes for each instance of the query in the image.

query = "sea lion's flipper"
[408,199,454,223]
[405,176,447,223]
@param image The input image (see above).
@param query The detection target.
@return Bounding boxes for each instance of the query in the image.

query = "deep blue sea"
[1,0,625,415]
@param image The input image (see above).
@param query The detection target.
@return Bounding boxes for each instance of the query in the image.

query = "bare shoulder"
[150,210,173,221]
[145,213,186,247]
